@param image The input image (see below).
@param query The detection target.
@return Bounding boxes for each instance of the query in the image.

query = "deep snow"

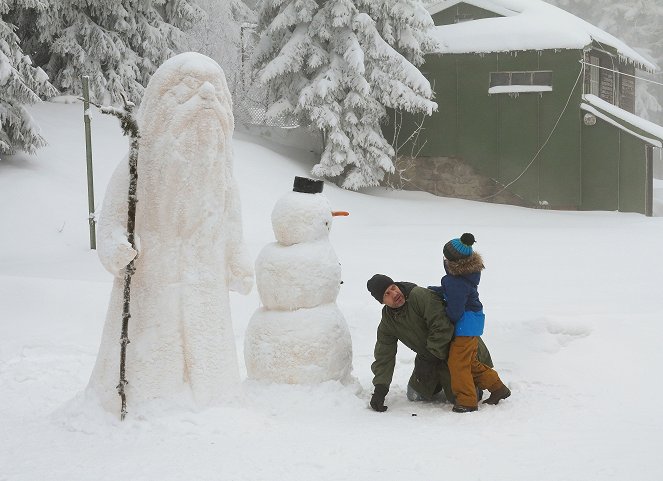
[1,100,663,480]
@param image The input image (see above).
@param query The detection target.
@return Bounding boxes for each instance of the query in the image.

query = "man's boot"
[482,385,511,405]
[452,404,478,413]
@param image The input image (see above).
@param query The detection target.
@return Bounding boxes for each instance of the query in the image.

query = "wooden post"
[99,95,140,420]
[82,76,97,249]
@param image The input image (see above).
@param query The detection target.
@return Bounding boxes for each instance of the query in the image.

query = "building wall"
[387,48,585,209]
[581,118,652,215]
[388,155,529,206]
[431,3,501,26]
[583,48,636,113]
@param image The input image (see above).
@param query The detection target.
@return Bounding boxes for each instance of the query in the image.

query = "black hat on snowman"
[293,176,324,194]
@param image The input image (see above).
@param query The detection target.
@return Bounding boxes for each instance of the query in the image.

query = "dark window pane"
[490,72,510,87]
[511,72,532,85]
[533,71,553,86]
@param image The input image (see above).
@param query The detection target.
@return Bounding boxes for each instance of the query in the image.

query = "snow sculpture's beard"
[136,59,235,240]
[170,93,230,170]
[89,53,247,412]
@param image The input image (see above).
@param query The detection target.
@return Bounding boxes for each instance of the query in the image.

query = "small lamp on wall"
[583,112,597,126]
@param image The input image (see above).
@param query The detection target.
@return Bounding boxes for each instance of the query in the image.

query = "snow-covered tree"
[12,0,203,104]
[254,0,437,189]
[182,0,256,99]
[252,0,319,124]
[359,0,438,67]
[0,0,57,160]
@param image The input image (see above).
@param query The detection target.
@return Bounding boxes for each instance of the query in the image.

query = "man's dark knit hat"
[443,233,476,262]
[367,274,394,303]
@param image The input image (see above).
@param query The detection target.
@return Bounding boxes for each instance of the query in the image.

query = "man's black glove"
[370,384,389,412]
[414,354,443,384]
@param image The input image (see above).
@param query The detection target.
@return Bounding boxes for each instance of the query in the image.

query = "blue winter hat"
[443,233,476,262]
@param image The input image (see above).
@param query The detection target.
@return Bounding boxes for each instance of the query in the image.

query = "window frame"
[589,56,600,96]
[488,70,554,94]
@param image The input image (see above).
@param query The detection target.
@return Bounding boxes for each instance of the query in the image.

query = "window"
[589,56,600,96]
[613,68,620,107]
[488,70,553,94]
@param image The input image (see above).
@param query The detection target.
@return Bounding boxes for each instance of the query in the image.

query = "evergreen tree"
[255,0,436,189]
[13,0,203,104]
[360,0,438,67]
[253,0,319,124]
[0,0,56,160]
[182,0,256,99]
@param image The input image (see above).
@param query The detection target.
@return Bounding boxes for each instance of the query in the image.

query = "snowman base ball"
[244,304,353,384]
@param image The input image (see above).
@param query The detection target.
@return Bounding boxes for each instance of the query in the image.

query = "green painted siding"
[385,28,655,213]
[422,55,458,155]
[432,3,502,26]
[581,119,620,211]
[457,55,499,177]
[619,134,649,214]
[581,119,652,214]
[408,3,656,214]
[537,50,584,206]
[497,89,540,201]
[495,51,541,202]
[410,49,585,208]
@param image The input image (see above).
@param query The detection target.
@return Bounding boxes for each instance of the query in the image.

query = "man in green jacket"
[366,274,493,412]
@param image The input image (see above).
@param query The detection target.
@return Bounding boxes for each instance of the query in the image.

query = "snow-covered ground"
[2,101,663,480]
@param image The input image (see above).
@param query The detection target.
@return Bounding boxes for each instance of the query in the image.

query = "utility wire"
[479,64,584,201]
[579,60,663,88]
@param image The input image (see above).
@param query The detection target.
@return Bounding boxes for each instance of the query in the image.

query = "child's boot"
[482,384,511,405]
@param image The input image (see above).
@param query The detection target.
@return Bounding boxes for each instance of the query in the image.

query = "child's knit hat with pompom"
[443,233,476,262]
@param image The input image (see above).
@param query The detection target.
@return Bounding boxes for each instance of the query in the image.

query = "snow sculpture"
[88,52,254,413]
[244,177,353,384]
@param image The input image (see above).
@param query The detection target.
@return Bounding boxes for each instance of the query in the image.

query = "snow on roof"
[581,94,663,147]
[427,0,656,72]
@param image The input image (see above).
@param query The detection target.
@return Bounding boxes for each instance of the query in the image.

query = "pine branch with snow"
[358,0,439,67]
[180,0,256,99]
[0,0,57,159]
[8,0,204,104]
[254,0,437,190]
[253,0,320,125]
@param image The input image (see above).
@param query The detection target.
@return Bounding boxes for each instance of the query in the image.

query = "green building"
[391,0,663,216]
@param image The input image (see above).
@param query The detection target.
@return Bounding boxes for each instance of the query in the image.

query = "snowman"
[244,176,353,384]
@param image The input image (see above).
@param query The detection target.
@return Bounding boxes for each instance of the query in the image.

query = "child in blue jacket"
[434,233,510,413]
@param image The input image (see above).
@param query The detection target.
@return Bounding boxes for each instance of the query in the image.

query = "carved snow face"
[134,52,236,234]
[271,192,333,246]
[138,52,234,170]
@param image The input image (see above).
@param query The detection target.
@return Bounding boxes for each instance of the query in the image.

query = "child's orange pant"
[448,336,504,407]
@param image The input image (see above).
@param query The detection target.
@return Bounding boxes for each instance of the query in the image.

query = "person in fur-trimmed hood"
[366,275,494,413]
[437,233,511,413]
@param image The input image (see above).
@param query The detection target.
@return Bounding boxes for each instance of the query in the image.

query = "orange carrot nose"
[332,211,349,217]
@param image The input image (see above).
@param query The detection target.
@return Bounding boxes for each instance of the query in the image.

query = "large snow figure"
[244,177,353,384]
[88,52,254,413]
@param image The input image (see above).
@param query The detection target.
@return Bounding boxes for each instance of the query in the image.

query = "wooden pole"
[82,76,96,249]
[99,96,140,421]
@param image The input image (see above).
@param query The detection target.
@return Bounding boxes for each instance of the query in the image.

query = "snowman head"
[272,178,333,246]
